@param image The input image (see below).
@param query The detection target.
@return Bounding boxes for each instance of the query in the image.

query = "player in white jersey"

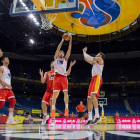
[51,36,72,119]
[0,57,17,125]
[83,47,105,125]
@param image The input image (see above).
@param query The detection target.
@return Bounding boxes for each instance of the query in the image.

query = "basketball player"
[84,113,88,122]
[40,60,75,125]
[51,36,72,119]
[70,112,74,124]
[83,47,105,125]
[39,61,54,125]
[0,57,17,124]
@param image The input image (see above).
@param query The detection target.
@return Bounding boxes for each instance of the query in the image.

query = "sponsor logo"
[132,119,136,124]
[122,119,131,123]
[48,118,85,124]
[116,118,140,124]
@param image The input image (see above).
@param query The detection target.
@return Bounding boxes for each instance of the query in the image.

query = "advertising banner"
[17,110,24,114]
[48,118,85,124]
[116,118,140,124]
[13,116,25,124]
[32,110,42,114]
[116,124,140,131]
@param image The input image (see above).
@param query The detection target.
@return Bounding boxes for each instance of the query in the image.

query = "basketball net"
[40,13,57,31]
[99,103,103,108]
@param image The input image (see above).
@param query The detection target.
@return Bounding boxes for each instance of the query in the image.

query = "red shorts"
[88,75,102,99]
[0,89,15,101]
[53,74,68,92]
[42,91,53,106]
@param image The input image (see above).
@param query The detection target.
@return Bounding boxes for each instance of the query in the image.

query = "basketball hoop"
[40,13,57,31]
[99,103,103,108]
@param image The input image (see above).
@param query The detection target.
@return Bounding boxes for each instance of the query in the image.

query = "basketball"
[62,33,72,41]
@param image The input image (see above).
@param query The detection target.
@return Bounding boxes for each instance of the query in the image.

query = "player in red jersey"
[51,36,72,120]
[40,60,76,125]
[70,112,74,124]
[39,61,54,125]
[0,57,17,125]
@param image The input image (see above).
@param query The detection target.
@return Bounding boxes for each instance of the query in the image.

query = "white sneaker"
[41,115,49,125]
[6,119,17,125]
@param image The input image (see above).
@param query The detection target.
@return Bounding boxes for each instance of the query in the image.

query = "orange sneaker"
[51,110,55,118]
[64,108,69,117]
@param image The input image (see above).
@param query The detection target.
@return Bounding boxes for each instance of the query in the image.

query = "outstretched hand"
[39,69,43,76]
[70,60,76,67]
[83,47,87,52]
[0,49,3,58]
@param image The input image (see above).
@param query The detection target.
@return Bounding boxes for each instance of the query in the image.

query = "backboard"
[98,98,107,106]
[10,0,79,17]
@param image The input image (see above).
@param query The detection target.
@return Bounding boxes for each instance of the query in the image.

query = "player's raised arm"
[83,47,95,65]
[39,69,47,84]
[65,36,72,60]
[54,38,64,60]
[0,49,3,58]
[92,56,104,65]
[67,60,76,76]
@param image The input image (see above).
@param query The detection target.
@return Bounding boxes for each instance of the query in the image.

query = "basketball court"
[0,0,140,140]
[0,124,140,140]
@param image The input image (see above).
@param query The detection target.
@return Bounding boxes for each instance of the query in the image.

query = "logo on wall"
[51,0,140,36]
[71,0,121,29]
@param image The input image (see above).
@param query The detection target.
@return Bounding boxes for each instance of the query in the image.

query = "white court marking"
[2,130,93,139]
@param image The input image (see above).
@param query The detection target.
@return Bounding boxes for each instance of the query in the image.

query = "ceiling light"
[35,22,39,26]
[33,17,37,21]
[29,14,34,18]
[30,39,34,44]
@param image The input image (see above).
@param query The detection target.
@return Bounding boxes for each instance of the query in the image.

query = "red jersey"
[85,114,88,118]
[70,113,74,118]
[46,70,55,91]
[76,105,86,112]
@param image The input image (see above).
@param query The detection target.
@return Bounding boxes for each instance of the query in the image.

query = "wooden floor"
[0,124,139,140]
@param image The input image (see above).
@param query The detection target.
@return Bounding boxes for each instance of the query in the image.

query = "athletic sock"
[43,112,47,116]
[88,112,92,121]
[65,104,68,109]
[52,105,55,110]
[95,108,99,118]
[9,112,13,120]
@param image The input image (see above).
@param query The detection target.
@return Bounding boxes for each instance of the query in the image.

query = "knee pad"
[0,101,5,109]
[9,98,16,108]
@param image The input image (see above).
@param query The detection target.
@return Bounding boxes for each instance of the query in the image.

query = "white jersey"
[92,62,104,77]
[0,66,11,89]
[54,58,67,76]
